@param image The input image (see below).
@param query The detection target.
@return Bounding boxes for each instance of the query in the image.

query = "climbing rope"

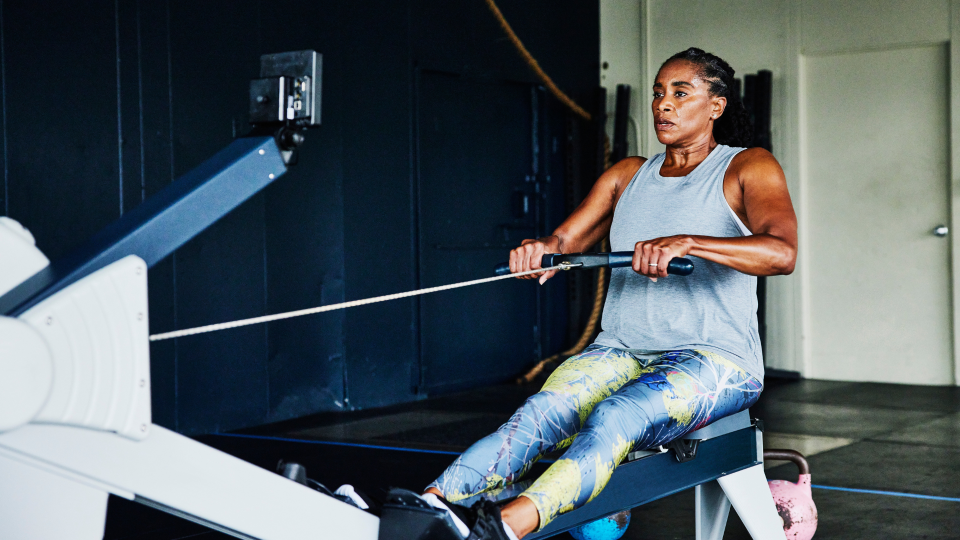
[482,0,613,383]
[149,265,569,342]
[482,0,592,121]
[516,240,608,384]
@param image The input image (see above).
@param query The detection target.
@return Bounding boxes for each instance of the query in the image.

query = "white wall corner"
[773,0,806,376]
[949,0,960,385]
[600,0,643,157]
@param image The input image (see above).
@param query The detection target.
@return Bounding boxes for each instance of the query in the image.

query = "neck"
[663,135,717,169]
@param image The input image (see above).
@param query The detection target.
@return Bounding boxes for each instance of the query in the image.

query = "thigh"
[539,345,646,431]
[587,349,761,450]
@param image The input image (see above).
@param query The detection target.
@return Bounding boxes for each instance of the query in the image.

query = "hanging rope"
[484,0,613,383]
[150,265,569,342]
[516,135,614,384]
[483,0,592,121]
[516,240,608,384]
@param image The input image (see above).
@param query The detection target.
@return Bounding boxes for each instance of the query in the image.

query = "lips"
[655,117,675,130]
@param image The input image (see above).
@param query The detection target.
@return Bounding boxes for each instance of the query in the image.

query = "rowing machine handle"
[494,252,695,276]
[606,252,695,275]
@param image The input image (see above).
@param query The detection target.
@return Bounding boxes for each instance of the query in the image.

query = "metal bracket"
[667,438,700,463]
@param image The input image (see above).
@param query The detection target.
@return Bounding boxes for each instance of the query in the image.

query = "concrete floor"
[104,377,960,539]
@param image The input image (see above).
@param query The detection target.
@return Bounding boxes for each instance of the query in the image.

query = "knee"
[517,391,578,422]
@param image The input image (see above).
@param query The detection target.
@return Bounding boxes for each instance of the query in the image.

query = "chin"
[655,131,679,146]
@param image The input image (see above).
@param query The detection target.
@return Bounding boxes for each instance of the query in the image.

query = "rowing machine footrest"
[379,488,464,540]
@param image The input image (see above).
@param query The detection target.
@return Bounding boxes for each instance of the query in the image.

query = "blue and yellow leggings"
[426,345,762,530]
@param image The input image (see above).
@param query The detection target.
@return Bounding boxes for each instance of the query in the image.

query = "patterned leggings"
[426,345,762,530]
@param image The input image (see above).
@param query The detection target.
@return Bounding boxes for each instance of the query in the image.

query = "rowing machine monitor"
[493,252,695,276]
[247,50,322,166]
[249,50,322,127]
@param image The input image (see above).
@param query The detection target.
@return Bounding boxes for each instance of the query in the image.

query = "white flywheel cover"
[0,316,53,432]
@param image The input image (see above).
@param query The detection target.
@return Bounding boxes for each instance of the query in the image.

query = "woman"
[420,47,798,540]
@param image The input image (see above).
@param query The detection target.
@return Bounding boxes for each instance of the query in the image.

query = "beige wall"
[600,0,643,156]
[601,0,960,382]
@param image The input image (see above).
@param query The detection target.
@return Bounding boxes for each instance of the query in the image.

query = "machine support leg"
[695,480,731,540]
[0,452,108,540]
[717,465,786,540]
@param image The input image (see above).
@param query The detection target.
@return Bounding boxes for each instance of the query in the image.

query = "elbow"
[770,245,797,275]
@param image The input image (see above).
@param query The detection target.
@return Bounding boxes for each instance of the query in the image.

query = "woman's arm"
[636,148,797,280]
[509,157,646,282]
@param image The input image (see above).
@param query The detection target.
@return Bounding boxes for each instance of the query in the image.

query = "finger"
[658,251,672,278]
[538,269,557,285]
[641,243,655,276]
[530,243,543,270]
[510,248,519,275]
[517,244,530,277]
[652,247,667,278]
[647,246,660,282]
[633,242,645,274]
[521,243,539,279]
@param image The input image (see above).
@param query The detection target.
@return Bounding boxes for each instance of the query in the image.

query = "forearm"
[685,233,796,276]
[551,215,612,254]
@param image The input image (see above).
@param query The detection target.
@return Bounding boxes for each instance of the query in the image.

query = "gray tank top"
[593,144,763,381]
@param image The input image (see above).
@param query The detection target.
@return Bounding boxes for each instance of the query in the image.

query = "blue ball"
[569,510,631,540]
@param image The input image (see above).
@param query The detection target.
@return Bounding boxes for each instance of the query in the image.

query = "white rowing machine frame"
[0,220,379,540]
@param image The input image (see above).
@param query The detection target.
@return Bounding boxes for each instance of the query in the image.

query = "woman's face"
[652,59,726,147]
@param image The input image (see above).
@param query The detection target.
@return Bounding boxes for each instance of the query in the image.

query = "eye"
[675,91,688,98]
[653,91,663,98]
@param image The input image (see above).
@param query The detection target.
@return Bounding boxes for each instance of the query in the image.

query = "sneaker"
[334,484,379,512]
[425,494,512,540]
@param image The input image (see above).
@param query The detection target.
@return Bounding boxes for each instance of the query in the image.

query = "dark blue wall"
[0,0,599,435]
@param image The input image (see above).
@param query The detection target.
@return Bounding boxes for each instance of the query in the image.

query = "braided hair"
[661,48,753,148]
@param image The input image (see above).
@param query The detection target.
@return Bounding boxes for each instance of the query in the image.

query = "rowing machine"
[0,48,784,539]
[0,50,380,540]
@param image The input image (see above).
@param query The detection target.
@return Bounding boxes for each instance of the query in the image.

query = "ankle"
[500,496,540,539]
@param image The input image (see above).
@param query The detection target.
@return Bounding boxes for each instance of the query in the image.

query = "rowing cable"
[149,264,575,342]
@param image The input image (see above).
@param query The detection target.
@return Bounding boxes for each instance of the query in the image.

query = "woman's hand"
[510,235,562,285]
[633,235,693,281]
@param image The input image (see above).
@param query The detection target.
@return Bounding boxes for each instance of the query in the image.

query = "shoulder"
[597,156,648,206]
[606,156,648,184]
[613,156,648,174]
[728,147,782,174]
[727,147,785,184]
[594,155,647,190]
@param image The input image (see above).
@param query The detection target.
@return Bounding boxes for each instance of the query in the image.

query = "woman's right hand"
[509,235,561,284]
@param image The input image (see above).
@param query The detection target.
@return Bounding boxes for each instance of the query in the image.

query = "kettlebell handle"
[764,449,810,475]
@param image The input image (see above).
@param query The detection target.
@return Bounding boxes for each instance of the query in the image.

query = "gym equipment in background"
[765,449,818,540]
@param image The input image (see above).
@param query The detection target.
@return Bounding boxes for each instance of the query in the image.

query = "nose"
[655,98,673,113]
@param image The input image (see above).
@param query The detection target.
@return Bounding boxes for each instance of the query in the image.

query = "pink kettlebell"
[764,449,818,540]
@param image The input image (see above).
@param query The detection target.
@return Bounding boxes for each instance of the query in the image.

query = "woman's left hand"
[633,235,693,281]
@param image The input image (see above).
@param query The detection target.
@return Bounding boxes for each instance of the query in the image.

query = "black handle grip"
[666,257,695,276]
[606,252,694,276]
[494,252,695,276]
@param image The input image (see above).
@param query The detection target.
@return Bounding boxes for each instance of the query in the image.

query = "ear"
[711,96,727,120]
